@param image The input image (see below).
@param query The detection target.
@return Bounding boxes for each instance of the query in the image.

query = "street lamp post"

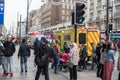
[26,0,29,37]
[106,0,109,41]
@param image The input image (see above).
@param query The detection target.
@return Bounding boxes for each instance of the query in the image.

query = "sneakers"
[25,70,27,73]
[21,70,23,73]
[2,73,8,77]
[10,73,14,77]
[2,73,14,77]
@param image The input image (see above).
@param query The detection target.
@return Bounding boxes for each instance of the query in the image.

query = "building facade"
[28,0,87,32]
[87,0,120,32]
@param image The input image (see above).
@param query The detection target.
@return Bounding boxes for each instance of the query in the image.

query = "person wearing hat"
[34,37,49,80]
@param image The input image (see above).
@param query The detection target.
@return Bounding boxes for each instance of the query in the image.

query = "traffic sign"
[110,33,120,39]
[0,0,4,25]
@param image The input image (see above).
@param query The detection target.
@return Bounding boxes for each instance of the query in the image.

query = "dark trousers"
[118,72,120,80]
[69,65,77,80]
[91,58,98,70]
[35,64,49,80]
[97,64,104,78]
[79,59,87,70]
[20,56,27,71]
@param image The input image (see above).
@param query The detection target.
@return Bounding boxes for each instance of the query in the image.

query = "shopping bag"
[66,60,73,69]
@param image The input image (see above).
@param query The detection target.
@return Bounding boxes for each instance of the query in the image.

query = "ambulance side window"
[58,35,61,42]
[79,33,86,44]
[64,35,70,41]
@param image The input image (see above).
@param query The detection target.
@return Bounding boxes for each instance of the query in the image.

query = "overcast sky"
[4,0,45,30]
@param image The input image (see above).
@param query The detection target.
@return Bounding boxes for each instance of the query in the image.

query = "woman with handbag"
[68,43,79,80]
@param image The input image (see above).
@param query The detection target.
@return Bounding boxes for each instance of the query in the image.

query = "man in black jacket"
[34,37,49,80]
[3,36,16,77]
[18,38,31,73]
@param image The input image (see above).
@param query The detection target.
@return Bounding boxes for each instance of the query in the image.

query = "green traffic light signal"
[75,2,85,24]
[79,17,85,23]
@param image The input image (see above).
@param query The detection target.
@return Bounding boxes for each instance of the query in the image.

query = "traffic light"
[108,23,113,33]
[75,2,85,24]
[72,11,75,25]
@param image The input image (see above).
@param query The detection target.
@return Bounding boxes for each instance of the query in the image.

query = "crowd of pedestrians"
[0,35,120,80]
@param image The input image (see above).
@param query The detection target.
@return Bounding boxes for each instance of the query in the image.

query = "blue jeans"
[35,64,49,80]
[54,55,60,73]
[91,58,98,70]
[20,56,28,71]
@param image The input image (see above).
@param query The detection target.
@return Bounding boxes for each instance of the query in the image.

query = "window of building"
[66,17,69,21]
[90,3,94,10]
[116,5,120,13]
[90,0,94,1]
[71,5,73,10]
[66,11,69,15]
[70,0,72,3]
[66,4,69,9]
[62,10,65,15]
[62,16,65,20]
[66,0,68,3]
[90,13,94,17]
[97,11,101,17]
[97,0,101,8]
[62,4,65,8]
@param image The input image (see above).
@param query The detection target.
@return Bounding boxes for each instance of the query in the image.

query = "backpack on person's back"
[35,44,49,66]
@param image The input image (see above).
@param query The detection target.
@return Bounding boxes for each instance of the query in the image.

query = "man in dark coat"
[34,38,40,55]
[18,38,31,73]
[3,36,16,77]
[34,37,49,80]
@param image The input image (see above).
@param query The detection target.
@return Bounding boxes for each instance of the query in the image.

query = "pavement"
[0,45,119,80]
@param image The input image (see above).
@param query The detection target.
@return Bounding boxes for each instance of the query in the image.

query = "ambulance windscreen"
[79,33,86,44]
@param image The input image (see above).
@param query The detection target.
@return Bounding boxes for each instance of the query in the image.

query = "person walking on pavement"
[34,37,49,80]
[102,42,115,80]
[54,39,62,74]
[2,36,16,77]
[33,38,40,55]
[91,43,98,70]
[69,43,79,80]
[97,43,106,78]
[18,38,31,73]
[79,44,87,71]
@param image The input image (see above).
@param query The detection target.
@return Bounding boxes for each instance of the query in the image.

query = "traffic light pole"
[106,0,109,41]
[74,25,77,43]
